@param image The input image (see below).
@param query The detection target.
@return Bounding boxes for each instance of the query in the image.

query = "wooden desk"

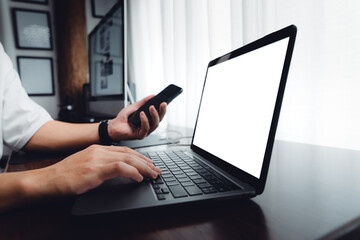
[2,140,360,240]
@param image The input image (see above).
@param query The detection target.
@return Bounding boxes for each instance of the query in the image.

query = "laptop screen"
[192,37,290,179]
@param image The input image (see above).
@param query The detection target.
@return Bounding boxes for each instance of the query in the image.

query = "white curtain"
[268,0,360,151]
[127,0,246,129]
[127,0,360,150]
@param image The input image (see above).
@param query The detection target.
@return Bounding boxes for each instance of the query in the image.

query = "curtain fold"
[127,0,245,128]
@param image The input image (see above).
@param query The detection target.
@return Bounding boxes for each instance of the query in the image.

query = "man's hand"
[26,145,162,196]
[0,145,162,211]
[108,95,167,141]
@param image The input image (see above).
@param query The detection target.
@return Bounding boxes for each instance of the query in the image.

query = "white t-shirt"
[0,43,52,157]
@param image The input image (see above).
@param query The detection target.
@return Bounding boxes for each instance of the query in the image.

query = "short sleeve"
[0,44,53,151]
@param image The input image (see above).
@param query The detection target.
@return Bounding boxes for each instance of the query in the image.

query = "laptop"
[72,25,297,216]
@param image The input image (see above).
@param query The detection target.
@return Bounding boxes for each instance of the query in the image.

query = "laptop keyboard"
[142,150,241,201]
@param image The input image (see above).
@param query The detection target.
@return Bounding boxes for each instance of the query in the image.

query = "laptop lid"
[190,25,297,194]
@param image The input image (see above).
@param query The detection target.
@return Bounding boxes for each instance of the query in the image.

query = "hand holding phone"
[128,84,183,128]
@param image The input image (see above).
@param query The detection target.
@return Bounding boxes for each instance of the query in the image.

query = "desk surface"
[2,140,360,240]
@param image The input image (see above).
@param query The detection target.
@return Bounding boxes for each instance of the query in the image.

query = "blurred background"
[1,0,360,152]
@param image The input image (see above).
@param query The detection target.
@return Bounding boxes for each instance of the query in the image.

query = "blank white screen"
[193,38,289,178]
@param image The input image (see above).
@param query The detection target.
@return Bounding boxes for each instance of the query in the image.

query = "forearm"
[24,120,100,152]
[0,167,67,212]
[0,172,26,211]
[22,97,166,152]
[0,171,46,212]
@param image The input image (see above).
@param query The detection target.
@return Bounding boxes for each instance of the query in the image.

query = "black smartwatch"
[98,120,113,145]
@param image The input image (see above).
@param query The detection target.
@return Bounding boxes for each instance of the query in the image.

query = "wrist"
[107,119,117,141]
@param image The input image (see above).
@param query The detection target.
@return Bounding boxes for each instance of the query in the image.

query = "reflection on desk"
[3,140,360,240]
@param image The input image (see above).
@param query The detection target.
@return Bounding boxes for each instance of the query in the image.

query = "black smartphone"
[128,84,183,128]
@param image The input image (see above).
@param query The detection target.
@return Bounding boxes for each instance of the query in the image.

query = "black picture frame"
[17,56,55,96]
[12,0,48,5]
[91,0,119,18]
[11,8,52,50]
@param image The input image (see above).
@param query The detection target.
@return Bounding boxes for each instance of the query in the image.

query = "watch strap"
[98,120,113,145]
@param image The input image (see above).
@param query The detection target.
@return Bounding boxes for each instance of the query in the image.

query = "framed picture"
[91,0,118,18]
[95,23,122,57]
[12,0,48,5]
[17,56,55,96]
[12,8,52,50]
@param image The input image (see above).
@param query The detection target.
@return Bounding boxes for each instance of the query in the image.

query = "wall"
[0,0,121,119]
[0,0,126,155]
[0,0,59,119]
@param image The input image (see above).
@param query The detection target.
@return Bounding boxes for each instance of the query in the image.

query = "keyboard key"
[161,173,172,178]
[193,178,206,184]
[161,188,170,194]
[172,170,183,175]
[197,182,211,189]
[152,179,164,184]
[178,177,191,182]
[201,187,217,194]
[174,173,186,178]
[166,181,180,186]
[192,166,203,170]
[157,194,166,200]
[177,163,187,168]
[181,181,194,187]
[180,166,191,170]
[189,163,200,167]
[183,159,194,163]
[198,172,211,177]
[184,186,203,196]
[169,167,181,171]
[189,174,202,180]
[203,175,216,181]
[152,184,161,189]
[154,189,162,194]
[196,169,208,174]
[185,160,196,165]
[163,176,176,182]
[169,185,188,198]
[186,171,198,176]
